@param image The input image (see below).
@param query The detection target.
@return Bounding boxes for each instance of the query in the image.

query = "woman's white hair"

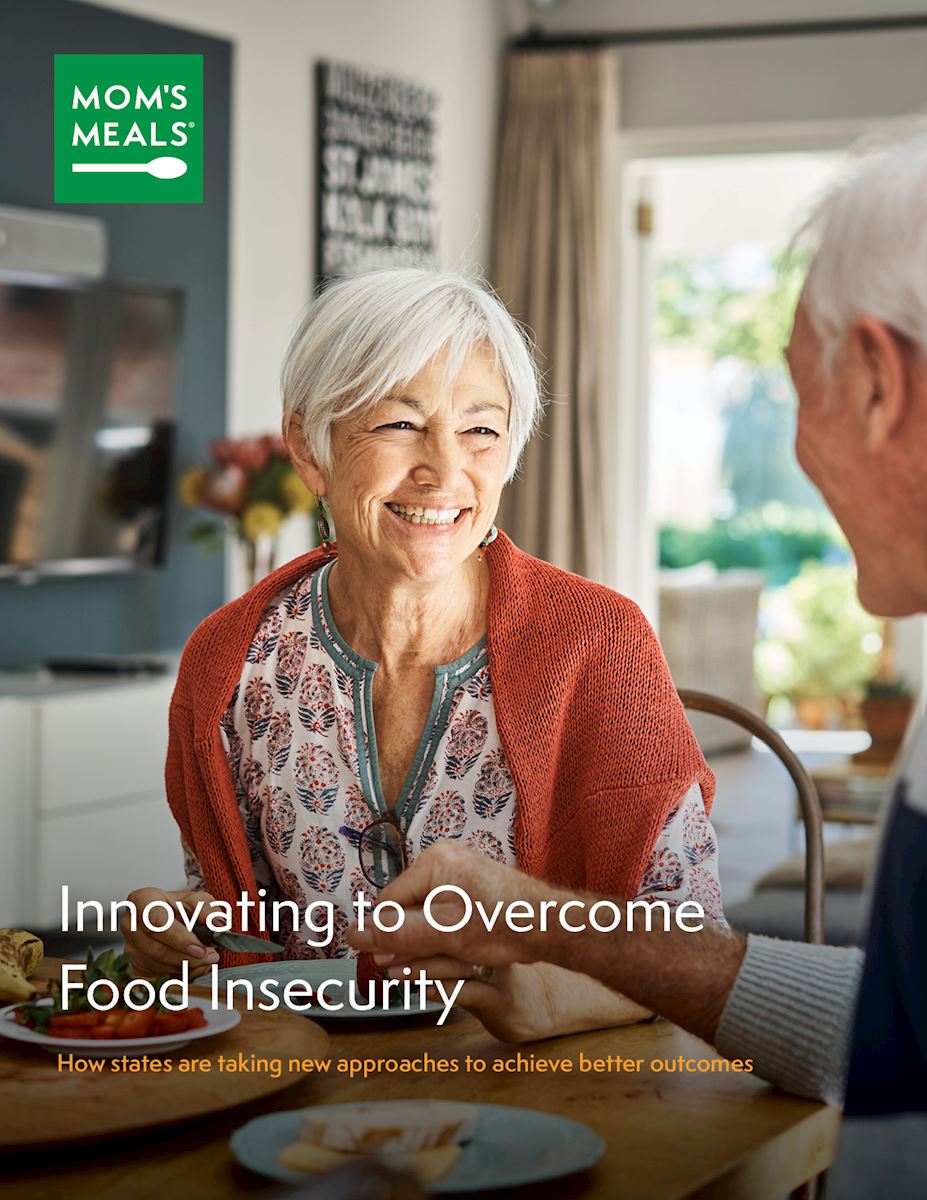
[281,267,542,483]
[797,118,927,365]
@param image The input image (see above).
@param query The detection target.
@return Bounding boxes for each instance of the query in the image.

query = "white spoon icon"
[71,156,187,179]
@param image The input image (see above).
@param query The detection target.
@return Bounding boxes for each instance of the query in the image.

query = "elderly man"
[350,129,927,1193]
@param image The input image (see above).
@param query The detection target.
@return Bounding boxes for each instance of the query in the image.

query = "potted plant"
[755,562,883,729]
[857,679,915,764]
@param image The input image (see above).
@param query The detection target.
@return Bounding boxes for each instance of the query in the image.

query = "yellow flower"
[280,470,316,513]
[241,502,283,542]
[177,464,209,507]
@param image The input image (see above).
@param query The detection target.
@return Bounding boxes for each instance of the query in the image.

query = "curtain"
[493,48,619,581]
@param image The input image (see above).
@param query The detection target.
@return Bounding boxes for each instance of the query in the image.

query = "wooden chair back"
[678,688,825,944]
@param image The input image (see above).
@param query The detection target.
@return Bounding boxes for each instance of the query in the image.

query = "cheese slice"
[300,1100,477,1154]
[278,1140,462,1185]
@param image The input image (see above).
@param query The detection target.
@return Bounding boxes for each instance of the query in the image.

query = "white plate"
[230,1102,606,1193]
[210,960,448,1021]
[0,997,241,1057]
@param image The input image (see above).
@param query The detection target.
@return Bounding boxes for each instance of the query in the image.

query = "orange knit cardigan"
[166,533,714,952]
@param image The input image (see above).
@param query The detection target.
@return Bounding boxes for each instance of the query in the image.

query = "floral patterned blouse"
[183,561,726,956]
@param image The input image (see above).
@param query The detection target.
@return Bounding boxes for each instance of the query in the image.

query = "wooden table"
[0,961,840,1200]
[809,760,892,827]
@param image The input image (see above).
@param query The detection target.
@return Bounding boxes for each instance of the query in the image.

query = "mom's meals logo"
[54,54,203,204]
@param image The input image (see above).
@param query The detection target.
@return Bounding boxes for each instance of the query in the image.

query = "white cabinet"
[0,670,186,928]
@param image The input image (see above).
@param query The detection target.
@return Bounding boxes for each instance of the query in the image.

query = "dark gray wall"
[0,0,231,666]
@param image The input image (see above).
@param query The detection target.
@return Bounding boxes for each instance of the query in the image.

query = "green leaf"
[113,951,134,977]
[186,520,222,542]
[246,456,292,507]
[186,520,225,555]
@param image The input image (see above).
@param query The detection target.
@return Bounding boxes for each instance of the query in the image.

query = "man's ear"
[850,315,910,451]
[283,414,327,496]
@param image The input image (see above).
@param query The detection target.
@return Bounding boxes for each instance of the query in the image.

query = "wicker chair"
[678,689,825,945]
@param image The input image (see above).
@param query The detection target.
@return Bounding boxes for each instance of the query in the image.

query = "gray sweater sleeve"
[714,934,864,1105]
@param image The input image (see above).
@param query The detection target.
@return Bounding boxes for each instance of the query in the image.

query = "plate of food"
[230,1099,605,1192]
[0,947,240,1057]
[207,959,449,1022]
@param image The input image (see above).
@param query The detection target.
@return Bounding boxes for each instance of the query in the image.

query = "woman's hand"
[120,887,221,979]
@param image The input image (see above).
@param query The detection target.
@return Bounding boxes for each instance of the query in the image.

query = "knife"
[192,923,286,956]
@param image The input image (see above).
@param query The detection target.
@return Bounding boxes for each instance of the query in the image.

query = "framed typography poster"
[315,60,439,286]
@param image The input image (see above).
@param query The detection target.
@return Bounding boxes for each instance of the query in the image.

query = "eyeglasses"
[339,812,409,889]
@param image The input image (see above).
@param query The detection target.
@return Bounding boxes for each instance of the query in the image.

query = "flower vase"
[241,535,278,591]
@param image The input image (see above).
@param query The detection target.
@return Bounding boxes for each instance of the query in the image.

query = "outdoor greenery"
[656,247,831,579]
[754,563,881,703]
[659,504,847,589]
[656,246,882,715]
[655,249,807,368]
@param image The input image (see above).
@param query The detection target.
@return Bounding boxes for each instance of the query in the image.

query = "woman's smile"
[288,343,512,586]
[385,502,467,528]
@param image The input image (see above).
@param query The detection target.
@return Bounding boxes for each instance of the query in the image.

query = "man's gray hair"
[799,121,927,364]
[281,268,542,482]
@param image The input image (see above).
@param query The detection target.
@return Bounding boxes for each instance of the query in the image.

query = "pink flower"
[211,434,290,472]
[236,438,272,471]
[203,463,247,513]
[209,438,241,468]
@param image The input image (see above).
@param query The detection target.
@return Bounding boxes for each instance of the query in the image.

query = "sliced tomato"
[115,1010,155,1039]
[49,1012,106,1032]
[151,1011,189,1036]
[88,1025,118,1039]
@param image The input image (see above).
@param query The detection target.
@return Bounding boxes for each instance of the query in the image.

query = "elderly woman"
[125,268,723,1042]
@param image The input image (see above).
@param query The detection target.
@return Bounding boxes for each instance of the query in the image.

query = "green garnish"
[16,945,173,1031]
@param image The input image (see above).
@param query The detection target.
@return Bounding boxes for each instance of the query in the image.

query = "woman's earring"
[316,497,332,549]
[475,524,498,562]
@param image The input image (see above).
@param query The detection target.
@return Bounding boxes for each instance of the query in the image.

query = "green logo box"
[54,54,203,204]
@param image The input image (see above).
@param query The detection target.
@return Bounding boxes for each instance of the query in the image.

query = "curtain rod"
[509,13,927,50]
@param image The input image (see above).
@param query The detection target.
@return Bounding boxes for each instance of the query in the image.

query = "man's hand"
[393,957,650,1043]
[347,841,563,967]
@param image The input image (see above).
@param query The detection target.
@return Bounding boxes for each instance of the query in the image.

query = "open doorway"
[635,152,911,741]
